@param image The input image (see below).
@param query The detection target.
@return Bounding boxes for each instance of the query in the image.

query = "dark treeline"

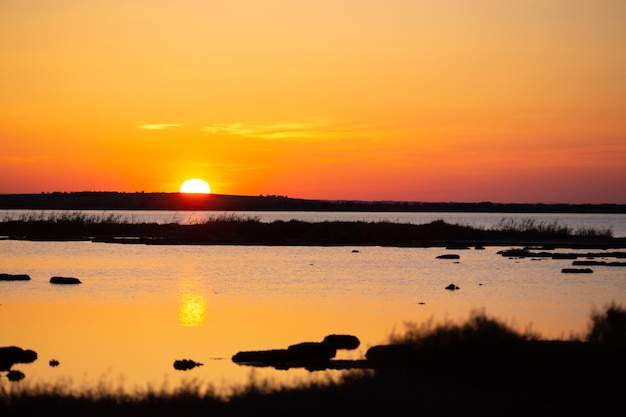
[1,192,625,213]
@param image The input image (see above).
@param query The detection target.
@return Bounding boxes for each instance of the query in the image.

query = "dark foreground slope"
[2,308,625,417]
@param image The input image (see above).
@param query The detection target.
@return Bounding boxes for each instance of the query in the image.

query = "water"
[1,212,626,394]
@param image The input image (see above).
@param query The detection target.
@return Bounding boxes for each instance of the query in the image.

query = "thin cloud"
[137,123,183,130]
[203,116,375,141]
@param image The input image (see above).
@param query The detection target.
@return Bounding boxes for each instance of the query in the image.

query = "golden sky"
[1,0,625,203]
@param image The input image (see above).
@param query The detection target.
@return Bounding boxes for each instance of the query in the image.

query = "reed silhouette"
[2,305,625,416]
[0,213,620,248]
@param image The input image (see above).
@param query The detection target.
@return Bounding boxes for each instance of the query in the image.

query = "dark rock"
[232,349,293,364]
[474,246,485,250]
[445,283,460,290]
[573,260,606,266]
[233,343,336,367]
[497,248,533,257]
[573,260,626,267]
[49,359,60,367]
[322,334,360,350]
[50,276,82,284]
[173,359,203,371]
[561,268,593,274]
[436,254,460,259]
[365,344,419,368]
[287,342,336,361]
[233,336,361,369]
[0,273,30,281]
[552,253,578,259]
[6,369,25,382]
[0,346,38,371]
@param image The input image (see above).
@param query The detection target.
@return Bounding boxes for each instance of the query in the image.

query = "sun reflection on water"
[179,292,206,327]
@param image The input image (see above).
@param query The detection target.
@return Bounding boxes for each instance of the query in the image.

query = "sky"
[1,0,625,203]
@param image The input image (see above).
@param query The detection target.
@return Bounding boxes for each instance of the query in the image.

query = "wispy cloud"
[137,123,183,130]
[203,115,373,141]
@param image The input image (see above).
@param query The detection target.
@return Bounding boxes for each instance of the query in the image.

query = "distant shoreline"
[1,213,625,249]
[1,192,625,213]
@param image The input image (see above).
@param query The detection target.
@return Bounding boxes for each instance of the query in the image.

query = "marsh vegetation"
[0,212,618,247]
[2,305,625,416]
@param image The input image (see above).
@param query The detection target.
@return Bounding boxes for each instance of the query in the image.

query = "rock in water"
[173,359,203,371]
[436,254,461,259]
[0,273,31,281]
[50,276,82,284]
[322,334,360,350]
[7,370,25,382]
[0,346,38,371]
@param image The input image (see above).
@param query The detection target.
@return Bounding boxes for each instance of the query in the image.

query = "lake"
[2,211,626,394]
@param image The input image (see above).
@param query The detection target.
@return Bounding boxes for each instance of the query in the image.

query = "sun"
[180,178,211,194]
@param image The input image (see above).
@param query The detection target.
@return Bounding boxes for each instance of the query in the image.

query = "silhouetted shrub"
[390,309,538,348]
[586,303,626,344]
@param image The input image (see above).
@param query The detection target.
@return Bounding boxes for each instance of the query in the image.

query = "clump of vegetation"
[492,217,613,238]
[586,302,626,344]
[2,211,131,225]
[185,212,261,225]
[0,212,617,245]
[389,309,539,347]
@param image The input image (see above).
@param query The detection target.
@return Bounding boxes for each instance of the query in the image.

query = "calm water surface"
[1,212,626,394]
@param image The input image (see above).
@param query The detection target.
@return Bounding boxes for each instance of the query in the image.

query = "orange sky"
[1,0,625,203]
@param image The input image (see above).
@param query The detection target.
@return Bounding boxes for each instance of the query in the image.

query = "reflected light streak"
[179,292,206,327]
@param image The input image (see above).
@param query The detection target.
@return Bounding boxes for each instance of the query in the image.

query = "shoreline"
[2,217,625,249]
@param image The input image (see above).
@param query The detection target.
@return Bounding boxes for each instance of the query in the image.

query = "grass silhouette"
[0,214,618,247]
[2,306,625,416]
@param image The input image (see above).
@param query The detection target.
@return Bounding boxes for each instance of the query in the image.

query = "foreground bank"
[2,307,625,416]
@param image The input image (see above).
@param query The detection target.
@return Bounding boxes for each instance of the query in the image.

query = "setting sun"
[180,179,211,194]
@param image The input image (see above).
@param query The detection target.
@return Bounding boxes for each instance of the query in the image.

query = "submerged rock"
[561,268,593,274]
[50,276,82,284]
[0,273,30,281]
[436,254,460,259]
[573,260,626,267]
